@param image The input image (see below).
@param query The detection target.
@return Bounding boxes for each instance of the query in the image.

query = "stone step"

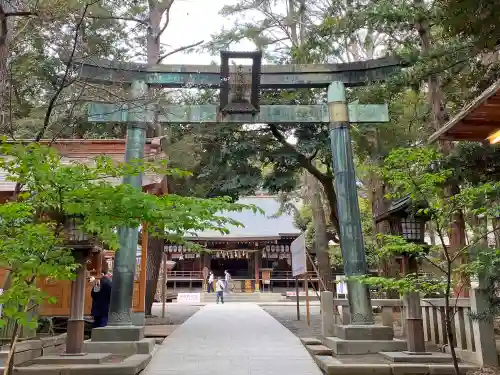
[314,356,391,375]
[32,353,112,365]
[335,324,394,341]
[305,344,332,355]
[323,337,407,355]
[14,353,154,375]
[201,293,285,302]
[380,351,457,364]
[300,337,322,346]
[314,356,478,375]
[84,338,155,355]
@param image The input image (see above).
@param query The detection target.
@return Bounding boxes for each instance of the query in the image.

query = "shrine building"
[164,193,318,293]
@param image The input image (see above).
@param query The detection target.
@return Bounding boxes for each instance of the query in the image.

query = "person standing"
[90,265,112,328]
[207,271,214,293]
[224,269,231,292]
[215,277,225,304]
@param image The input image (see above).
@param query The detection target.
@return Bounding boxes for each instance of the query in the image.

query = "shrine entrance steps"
[141,302,322,375]
[200,292,285,303]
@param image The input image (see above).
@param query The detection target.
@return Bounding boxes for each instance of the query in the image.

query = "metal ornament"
[219,50,262,114]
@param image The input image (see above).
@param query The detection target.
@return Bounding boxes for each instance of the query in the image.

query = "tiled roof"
[0,168,18,193]
[0,157,161,192]
[0,140,162,192]
[185,195,301,240]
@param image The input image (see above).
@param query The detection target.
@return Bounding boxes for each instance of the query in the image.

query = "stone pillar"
[470,285,498,366]
[65,250,88,355]
[255,251,260,292]
[321,291,335,337]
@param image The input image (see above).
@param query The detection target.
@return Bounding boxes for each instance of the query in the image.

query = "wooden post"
[96,252,103,278]
[65,250,88,355]
[161,252,167,319]
[306,250,326,291]
[254,251,260,292]
[295,276,300,321]
[139,223,148,314]
[305,272,310,326]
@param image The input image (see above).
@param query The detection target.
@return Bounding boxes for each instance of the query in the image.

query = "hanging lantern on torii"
[219,50,262,115]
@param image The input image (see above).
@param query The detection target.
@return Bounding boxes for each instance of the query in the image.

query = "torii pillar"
[325,81,407,354]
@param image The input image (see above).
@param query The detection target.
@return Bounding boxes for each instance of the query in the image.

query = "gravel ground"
[146,303,201,325]
[263,305,323,338]
[263,305,404,339]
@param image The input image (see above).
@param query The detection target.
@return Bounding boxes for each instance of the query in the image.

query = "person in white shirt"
[207,271,214,293]
[224,270,231,292]
[216,277,225,304]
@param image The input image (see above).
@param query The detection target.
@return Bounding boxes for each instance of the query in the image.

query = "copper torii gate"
[80,52,400,346]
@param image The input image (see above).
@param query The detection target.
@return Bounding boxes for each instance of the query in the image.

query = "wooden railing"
[162,270,322,280]
[268,270,320,280]
[166,271,203,279]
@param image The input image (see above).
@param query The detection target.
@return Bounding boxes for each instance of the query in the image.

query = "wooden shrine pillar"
[139,224,148,314]
[65,249,90,355]
[254,251,261,292]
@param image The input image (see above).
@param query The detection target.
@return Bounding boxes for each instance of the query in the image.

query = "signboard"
[176,293,201,304]
[291,233,307,277]
[336,276,348,295]
[262,269,271,282]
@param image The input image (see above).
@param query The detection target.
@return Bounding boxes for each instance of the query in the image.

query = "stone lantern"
[374,195,430,355]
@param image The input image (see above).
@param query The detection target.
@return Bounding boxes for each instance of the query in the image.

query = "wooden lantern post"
[139,223,148,315]
[65,249,89,355]
[254,251,260,292]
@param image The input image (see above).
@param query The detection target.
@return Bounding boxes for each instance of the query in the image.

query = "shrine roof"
[184,195,301,241]
[0,139,162,194]
[428,79,500,142]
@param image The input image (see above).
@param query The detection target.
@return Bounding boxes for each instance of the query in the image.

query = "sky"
[160,0,256,65]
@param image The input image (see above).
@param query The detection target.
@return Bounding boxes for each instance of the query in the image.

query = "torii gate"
[80,51,400,342]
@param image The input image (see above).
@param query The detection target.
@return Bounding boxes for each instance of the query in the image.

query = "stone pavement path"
[142,302,323,375]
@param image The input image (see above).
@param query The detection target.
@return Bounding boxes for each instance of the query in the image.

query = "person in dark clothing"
[90,266,112,329]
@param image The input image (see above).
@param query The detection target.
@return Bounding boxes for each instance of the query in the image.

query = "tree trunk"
[371,172,399,298]
[493,217,500,248]
[305,171,333,291]
[0,1,14,134]
[414,0,468,297]
[144,0,168,315]
[4,318,20,375]
[320,179,341,239]
[145,237,164,316]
